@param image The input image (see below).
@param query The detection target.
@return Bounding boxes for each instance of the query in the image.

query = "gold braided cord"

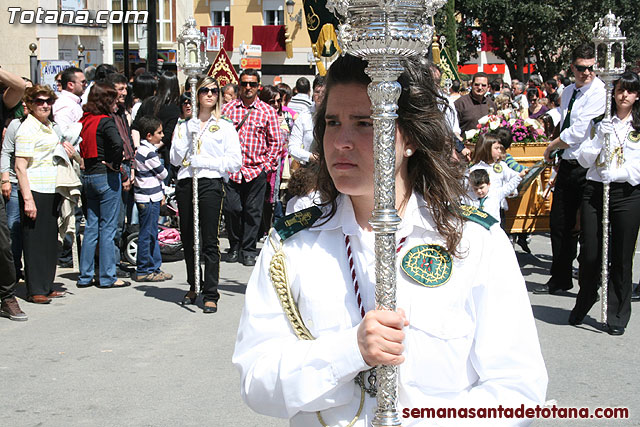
[267,231,365,427]
[316,387,365,427]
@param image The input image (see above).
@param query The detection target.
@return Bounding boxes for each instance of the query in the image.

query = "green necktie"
[561,88,579,131]
[555,88,579,160]
[479,197,486,210]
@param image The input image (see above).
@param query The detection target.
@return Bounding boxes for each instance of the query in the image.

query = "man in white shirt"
[52,67,86,131]
[535,44,606,295]
[287,77,313,116]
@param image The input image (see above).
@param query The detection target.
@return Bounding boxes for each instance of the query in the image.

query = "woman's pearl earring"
[405,148,413,157]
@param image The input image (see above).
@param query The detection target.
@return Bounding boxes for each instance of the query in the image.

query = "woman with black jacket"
[77,83,129,288]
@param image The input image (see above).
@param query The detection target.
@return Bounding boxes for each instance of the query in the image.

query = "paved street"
[1,234,639,426]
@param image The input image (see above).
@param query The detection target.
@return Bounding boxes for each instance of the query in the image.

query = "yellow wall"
[193,0,311,53]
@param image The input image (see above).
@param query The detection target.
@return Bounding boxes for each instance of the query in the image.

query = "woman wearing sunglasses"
[14,85,75,302]
[170,76,241,313]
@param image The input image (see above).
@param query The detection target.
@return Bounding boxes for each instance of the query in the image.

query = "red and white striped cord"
[345,235,407,319]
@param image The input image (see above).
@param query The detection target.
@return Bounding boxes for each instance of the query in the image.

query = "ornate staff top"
[326,0,446,79]
[592,11,626,80]
[177,17,210,76]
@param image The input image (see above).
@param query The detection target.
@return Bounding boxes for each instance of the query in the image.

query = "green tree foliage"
[435,0,458,70]
[455,0,640,80]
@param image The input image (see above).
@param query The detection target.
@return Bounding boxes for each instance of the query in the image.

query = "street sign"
[240,57,262,70]
[245,44,262,57]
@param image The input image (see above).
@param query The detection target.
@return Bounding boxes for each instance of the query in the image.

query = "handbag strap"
[236,107,254,132]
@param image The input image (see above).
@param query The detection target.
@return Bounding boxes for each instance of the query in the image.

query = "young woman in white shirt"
[170,76,241,314]
[571,71,640,335]
[233,55,546,426]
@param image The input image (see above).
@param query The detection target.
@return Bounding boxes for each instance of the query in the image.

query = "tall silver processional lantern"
[325,0,446,425]
[592,11,625,325]
[177,18,210,294]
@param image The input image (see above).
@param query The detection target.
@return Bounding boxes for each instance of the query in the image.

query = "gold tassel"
[431,34,441,64]
[285,26,294,59]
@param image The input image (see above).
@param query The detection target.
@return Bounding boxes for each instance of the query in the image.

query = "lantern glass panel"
[612,43,622,69]
[596,43,607,69]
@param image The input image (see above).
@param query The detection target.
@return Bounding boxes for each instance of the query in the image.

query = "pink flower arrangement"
[464,113,545,145]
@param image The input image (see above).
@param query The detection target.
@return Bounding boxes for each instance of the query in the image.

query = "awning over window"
[252,25,286,52]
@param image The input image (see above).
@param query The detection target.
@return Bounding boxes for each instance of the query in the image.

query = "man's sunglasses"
[32,98,55,106]
[198,87,219,96]
[240,81,259,88]
[574,64,594,73]
[473,83,488,87]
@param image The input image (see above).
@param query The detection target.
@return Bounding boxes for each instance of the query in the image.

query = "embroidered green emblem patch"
[401,245,453,288]
[209,124,220,133]
[629,132,640,143]
[459,204,498,229]
[493,163,503,173]
[273,206,323,241]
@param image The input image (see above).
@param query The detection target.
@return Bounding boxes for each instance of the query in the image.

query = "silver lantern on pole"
[177,17,210,294]
[325,0,446,425]
[592,11,626,325]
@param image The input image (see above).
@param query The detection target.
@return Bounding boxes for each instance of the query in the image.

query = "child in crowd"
[468,169,501,220]
[469,133,526,226]
[133,116,172,282]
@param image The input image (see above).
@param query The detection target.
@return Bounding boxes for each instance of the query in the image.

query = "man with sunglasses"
[454,71,497,133]
[536,44,606,295]
[221,69,284,267]
[52,67,86,132]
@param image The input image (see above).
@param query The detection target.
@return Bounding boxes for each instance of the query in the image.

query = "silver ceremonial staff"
[177,18,210,294]
[326,1,446,425]
[592,12,626,325]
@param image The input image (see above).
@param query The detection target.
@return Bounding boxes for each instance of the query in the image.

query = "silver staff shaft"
[367,60,404,427]
[189,74,201,294]
[600,78,614,324]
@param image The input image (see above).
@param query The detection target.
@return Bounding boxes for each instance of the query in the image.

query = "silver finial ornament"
[178,17,210,295]
[592,11,626,325]
[325,0,446,425]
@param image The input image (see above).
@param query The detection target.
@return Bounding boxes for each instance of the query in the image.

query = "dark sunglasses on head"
[198,87,219,96]
[240,81,259,88]
[574,64,594,73]
[32,98,55,106]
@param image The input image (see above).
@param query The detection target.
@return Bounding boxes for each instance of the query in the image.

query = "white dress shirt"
[234,193,547,426]
[558,78,606,160]
[288,111,315,163]
[52,90,83,132]
[578,115,640,185]
[170,115,242,180]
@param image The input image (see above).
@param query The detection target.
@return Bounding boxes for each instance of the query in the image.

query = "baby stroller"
[122,187,182,265]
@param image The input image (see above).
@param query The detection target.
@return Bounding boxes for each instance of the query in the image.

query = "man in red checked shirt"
[221,69,284,267]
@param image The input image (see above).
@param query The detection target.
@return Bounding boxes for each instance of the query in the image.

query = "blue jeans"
[136,200,161,275]
[4,184,22,275]
[78,172,122,286]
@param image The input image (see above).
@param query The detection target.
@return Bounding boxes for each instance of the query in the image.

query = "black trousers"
[549,160,588,286]
[573,181,640,327]
[176,178,224,303]
[20,191,60,297]
[223,171,267,258]
[0,195,17,301]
